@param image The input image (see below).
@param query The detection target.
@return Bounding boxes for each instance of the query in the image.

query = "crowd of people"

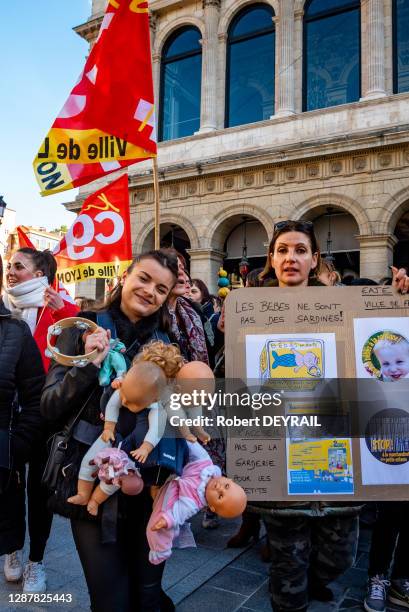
[0,220,408,612]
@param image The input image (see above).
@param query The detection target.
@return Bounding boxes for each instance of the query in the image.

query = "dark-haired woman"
[0,255,45,591]
[41,250,180,612]
[189,278,214,318]
[254,220,408,612]
[2,248,78,593]
[4,248,79,371]
[163,252,212,365]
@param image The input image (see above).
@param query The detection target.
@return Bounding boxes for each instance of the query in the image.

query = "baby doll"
[170,360,215,444]
[68,359,168,515]
[68,341,183,515]
[147,441,247,564]
[373,337,409,381]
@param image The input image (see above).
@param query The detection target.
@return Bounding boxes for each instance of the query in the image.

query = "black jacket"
[41,304,163,434]
[0,300,45,555]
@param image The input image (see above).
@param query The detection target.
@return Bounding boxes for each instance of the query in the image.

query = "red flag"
[53,175,132,284]
[34,0,156,196]
[16,226,36,249]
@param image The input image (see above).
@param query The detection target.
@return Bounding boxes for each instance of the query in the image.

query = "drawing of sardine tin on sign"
[245,333,338,382]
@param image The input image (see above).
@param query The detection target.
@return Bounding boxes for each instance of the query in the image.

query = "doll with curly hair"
[68,341,183,515]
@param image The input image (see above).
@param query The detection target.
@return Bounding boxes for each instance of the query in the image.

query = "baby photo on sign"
[353,318,409,382]
[245,334,338,380]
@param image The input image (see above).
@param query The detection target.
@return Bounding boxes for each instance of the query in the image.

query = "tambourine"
[46,317,100,367]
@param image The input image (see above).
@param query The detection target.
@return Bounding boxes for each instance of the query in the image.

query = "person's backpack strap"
[96,312,117,339]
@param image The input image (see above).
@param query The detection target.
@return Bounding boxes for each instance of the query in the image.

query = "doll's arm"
[101,390,121,443]
[152,494,200,531]
[187,405,211,444]
[131,402,166,463]
[164,397,196,442]
[186,440,211,463]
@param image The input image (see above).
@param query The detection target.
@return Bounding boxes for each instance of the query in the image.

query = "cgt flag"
[33,0,156,196]
[53,175,132,284]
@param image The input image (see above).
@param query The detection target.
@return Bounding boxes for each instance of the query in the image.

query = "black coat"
[0,300,45,555]
[40,305,163,432]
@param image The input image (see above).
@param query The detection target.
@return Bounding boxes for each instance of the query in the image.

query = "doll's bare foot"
[67,479,93,505]
[67,493,90,505]
[178,425,197,443]
[87,500,100,516]
[194,428,211,444]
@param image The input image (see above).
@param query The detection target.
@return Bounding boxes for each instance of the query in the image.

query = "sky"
[1,1,92,230]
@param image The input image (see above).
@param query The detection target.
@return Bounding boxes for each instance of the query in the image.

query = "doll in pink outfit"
[147,441,247,564]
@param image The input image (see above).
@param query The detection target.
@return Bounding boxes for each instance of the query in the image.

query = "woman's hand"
[84,327,111,367]
[391,267,409,294]
[44,286,64,311]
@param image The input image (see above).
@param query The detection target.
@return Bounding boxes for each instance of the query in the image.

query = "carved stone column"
[358,234,397,281]
[274,0,295,117]
[361,0,386,99]
[199,0,221,133]
[188,248,225,293]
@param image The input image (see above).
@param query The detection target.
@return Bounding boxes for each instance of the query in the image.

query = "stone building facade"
[69,0,409,293]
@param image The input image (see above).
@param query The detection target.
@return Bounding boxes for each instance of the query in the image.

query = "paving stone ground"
[0,515,404,612]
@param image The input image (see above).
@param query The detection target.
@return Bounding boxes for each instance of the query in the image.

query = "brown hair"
[160,247,187,271]
[191,278,211,303]
[17,247,57,284]
[96,249,179,312]
[260,220,321,281]
[134,340,184,378]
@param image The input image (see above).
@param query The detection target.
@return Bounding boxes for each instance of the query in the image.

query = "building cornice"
[74,15,103,43]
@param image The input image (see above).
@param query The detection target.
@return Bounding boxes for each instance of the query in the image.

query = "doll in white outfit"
[68,341,183,515]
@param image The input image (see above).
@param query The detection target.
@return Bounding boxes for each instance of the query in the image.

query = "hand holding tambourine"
[46,317,111,367]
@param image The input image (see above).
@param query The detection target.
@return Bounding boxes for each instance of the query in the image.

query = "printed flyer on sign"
[246,333,338,380]
[286,437,354,495]
[353,318,409,484]
[359,408,409,485]
[353,317,409,382]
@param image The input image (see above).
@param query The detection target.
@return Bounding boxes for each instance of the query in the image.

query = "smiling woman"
[40,249,180,612]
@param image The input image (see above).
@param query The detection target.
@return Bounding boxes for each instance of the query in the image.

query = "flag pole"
[152,157,160,249]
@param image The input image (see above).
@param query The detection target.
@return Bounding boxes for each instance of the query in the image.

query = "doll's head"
[373,337,409,381]
[119,472,144,496]
[175,361,216,400]
[205,476,247,518]
[119,361,167,412]
[135,340,184,379]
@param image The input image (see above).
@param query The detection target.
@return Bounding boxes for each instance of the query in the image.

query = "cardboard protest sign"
[33,0,156,195]
[224,286,409,501]
[53,175,132,283]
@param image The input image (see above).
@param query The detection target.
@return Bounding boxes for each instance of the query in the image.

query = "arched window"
[393,0,409,93]
[226,4,275,128]
[159,27,202,141]
[303,0,360,112]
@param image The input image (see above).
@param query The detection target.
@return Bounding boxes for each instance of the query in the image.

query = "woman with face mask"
[41,250,180,612]
[0,255,44,594]
[2,248,78,593]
